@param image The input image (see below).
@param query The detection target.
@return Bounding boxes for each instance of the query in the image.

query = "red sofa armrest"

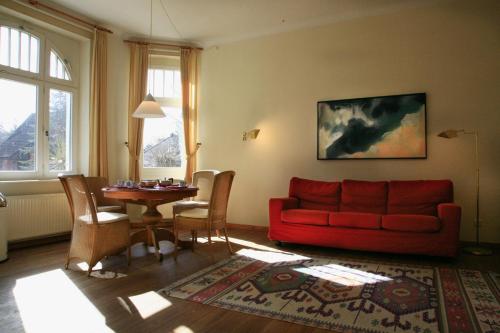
[269,197,299,225]
[438,203,461,255]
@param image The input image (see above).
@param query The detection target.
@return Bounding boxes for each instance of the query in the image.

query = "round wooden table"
[103,186,198,261]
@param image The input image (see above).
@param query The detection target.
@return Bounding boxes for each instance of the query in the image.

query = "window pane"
[147,69,154,94]
[56,59,63,79]
[29,36,38,73]
[0,78,37,172]
[153,69,164,97]
[0,27,10,66]
[9,29,19,68]
[0,26,39,73]
[50,51,57,77]
[48,89,72,171]
[20,32,30,71]
[164,70,174,97]
[173,70,181,98]
[49,50,70,80]
[143,107,184,168]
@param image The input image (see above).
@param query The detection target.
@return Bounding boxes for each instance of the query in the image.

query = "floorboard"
[0,229,498,333]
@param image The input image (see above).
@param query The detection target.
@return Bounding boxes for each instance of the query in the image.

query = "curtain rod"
[27,0,113,34]
[124,39,203,51]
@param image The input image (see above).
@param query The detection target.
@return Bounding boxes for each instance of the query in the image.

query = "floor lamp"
[437,129,492,255]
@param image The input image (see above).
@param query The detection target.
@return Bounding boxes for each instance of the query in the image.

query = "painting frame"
[317,92,427,160]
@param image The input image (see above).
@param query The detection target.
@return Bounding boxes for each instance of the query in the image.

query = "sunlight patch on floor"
[74,261,126,279]
[13,269,113,333]
[76,261,103,271]
[236,248,310,263]
[173,325,194,333]
[128,291,172,319]
[294,264,392,286]
[196,235,290,253]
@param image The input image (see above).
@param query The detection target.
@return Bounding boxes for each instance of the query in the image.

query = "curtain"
[89,29,108,178]
[180,48,200,183]
[127,43,149,182]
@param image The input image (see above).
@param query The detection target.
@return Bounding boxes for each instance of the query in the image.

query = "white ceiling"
[48,0,437,46]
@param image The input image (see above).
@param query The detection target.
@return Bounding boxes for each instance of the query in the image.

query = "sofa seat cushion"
[289,177,341,211]
[329,212,381,229]
[388,180,453,216]
[340,180,388,214]
[382,214,441,233]
[282,209,329,226]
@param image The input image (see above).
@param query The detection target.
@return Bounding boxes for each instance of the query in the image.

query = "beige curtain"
[127,44,149,182]
[180,48,200,183]
[89,29,108,178]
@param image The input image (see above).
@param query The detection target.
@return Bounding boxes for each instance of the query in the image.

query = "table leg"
[142,201,163,224]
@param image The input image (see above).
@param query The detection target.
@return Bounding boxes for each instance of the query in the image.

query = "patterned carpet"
[159,249,500,332]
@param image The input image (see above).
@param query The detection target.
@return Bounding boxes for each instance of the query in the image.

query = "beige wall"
[198,0,500,242]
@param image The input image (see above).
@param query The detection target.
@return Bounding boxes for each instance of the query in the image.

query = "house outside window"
[0,20,78,179]
[141,54,185,180]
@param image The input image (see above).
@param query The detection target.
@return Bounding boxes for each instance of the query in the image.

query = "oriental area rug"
[158,250,500,333]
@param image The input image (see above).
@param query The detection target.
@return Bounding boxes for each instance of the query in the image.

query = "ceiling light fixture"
[132,0,165,118]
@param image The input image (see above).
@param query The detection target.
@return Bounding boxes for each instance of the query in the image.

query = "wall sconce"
[242,129,260,141]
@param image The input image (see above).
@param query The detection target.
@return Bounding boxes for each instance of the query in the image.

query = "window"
[0,26,39,73]
[0,22,77,179]
[49,50,70,80]
[142,55,184,179]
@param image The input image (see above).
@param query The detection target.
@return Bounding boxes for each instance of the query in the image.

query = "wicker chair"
[59,175,130,276]
[86,176,125,213]
[173,171,235,258]
[172,170,219,241]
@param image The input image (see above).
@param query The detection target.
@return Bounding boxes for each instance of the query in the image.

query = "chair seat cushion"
[329,212,381,229]
[178,208,209,219]
[97,205,123,212]
[173,200,209,207]
[78,212,129,224]
[382,214,441,233]
[282,209,329,226]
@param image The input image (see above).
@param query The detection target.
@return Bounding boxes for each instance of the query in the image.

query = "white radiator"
[5,193,72,241]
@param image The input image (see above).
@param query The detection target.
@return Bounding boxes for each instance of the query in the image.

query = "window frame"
[45,42,74,86]
[0,20,78,180]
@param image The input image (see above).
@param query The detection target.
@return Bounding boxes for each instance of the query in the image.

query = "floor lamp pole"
[463,131,492,255]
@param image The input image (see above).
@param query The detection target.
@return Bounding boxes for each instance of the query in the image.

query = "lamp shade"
[132,93,165,118]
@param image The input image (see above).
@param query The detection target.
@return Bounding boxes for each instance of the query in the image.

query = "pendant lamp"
[132,0,164,118]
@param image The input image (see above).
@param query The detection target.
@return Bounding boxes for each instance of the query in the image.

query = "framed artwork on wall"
[317,93,426,160]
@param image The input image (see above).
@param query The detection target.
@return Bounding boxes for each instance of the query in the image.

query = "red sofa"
[269,178,461,257]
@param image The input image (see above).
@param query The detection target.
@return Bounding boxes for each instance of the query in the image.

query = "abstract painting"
[317,93,426,159]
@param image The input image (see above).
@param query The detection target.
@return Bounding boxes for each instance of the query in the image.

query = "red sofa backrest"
[387,180,453,216]
[289,177,341,211]
[340,180,388,214]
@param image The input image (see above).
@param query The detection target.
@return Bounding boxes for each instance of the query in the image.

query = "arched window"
[0,22,77,179]
[49,49,70,80]
[0,25,39,73]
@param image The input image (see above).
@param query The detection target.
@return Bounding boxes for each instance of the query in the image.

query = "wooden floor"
[0,229,498,333]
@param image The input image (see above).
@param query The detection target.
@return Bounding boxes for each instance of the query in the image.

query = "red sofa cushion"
[282,209,329,226]
[340,180,388,214]
[289,177,340,211]
[388,180,453,216]
[382,214,441,233]
[329,212,381,229]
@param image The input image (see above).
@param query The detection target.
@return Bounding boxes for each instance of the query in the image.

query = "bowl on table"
[139,180,157,188]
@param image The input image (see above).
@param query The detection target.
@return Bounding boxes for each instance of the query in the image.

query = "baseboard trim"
[226,223,269,232]
[8,232,71,250]
[459,241,500,249]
